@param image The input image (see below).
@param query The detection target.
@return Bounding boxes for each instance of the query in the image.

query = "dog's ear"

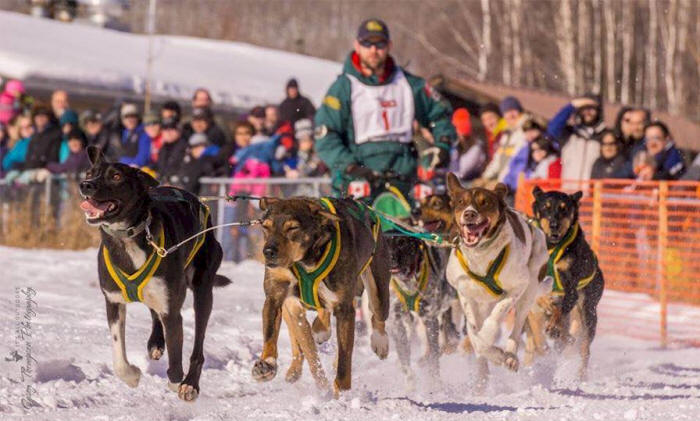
[570,191,583,204]
[493,183,509,201]
[532,186,544,201]
[446,173,463,198]
[259,197,279,211]
[308,202,341,223]
[87,145,105,165]
[136,169,159,189]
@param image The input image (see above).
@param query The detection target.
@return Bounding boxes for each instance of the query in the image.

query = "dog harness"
[391,246,430,312]
[102,192,210,303]
[292,198,342,310]
[103,226,165,303]
[455,244,510,297]
[547,223,597,295]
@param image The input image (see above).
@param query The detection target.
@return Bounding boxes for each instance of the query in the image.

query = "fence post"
[658,181,668,348]
[592,180,602,254]
[44,176,52,207]
[217,182,226,244]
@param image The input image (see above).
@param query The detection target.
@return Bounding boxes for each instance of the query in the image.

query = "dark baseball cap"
[357,19,390,42]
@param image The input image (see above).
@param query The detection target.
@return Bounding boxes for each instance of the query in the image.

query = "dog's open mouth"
[460,218,490,247]
[80,198,119,222]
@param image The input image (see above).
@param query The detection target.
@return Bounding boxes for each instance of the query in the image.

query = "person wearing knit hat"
[294,118,314,141]
[450,108,486,182]
[161,100,181,124]
[479,96,528,190]
[280,78,316,127]
[451,108,472,137]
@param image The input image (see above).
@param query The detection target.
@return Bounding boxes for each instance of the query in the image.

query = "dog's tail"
[214,274,232,287]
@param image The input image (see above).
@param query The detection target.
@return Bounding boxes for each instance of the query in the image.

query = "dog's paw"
[312,327,332,345]
[178,383,199,402]
[148,346,164,361]
[285,363,303,383]
[370,330,389,360]
[115,364,141,388]
[252,358,278,382]
[504,352,519,372]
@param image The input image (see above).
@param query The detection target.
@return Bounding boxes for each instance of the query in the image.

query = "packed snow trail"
[1,246,698,420]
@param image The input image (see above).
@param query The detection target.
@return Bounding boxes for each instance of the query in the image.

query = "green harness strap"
[103,227,165,303]
[391,247,430,312]
[546,224,598,295]
[291,198,341,310]
[455,244,510,297]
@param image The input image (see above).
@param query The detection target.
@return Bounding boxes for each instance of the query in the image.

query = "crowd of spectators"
[0,78,696,198]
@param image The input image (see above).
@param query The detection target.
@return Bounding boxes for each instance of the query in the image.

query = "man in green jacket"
[314,18,455,200]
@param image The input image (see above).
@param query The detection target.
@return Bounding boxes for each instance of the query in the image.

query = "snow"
[2,245,699,420]
[0,11,341,109]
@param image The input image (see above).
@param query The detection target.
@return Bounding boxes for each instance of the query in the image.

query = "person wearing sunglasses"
[590,129,628,179]
[314,18,455,201]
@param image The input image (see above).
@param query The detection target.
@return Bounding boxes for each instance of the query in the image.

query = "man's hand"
[345,164,375,180]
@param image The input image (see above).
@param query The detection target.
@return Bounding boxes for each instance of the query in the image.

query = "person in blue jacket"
[632,121,686,181]
[107,103,151,167]
[2,114,34,173]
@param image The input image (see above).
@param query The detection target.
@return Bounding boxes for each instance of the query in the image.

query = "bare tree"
[603,0,617,102]
[647,0,658,109]
[477,0,491,82]
[662,0,679,113]
[557,0,576,94]
[592,0,602,93]
[620,4,633,103]
[510,0,522,86]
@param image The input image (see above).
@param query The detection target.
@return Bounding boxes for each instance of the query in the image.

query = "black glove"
[345,164,375,180]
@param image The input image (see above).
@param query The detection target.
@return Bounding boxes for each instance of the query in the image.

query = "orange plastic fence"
[515,178,700,347]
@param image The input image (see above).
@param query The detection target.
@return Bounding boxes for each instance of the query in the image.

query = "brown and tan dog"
[251,197,391,396]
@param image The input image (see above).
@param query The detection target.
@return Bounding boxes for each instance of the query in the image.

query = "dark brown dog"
[251,197,391,395]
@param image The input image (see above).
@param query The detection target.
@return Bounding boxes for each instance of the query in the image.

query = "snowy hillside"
[1,246,698,421]
[0,11,341,108]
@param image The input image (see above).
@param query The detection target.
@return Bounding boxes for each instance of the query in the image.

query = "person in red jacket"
[526,134,561,181]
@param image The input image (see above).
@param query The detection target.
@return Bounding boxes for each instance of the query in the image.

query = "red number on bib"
[381,110,390,131]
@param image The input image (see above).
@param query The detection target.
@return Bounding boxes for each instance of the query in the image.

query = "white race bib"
[347,69,415,145]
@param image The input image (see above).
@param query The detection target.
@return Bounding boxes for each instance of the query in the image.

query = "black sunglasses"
[359,39,388,49]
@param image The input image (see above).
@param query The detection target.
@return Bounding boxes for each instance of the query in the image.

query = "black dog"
[79,146,230,401]
[531,186,604,379]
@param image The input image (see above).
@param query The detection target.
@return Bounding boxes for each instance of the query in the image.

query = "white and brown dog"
[444,174,551,387]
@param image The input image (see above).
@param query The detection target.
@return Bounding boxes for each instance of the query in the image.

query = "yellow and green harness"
[390,246,430,312]
[455,244,511,297]
[291,198,381,310]
[546,223,597,295]
[102,200,210,303]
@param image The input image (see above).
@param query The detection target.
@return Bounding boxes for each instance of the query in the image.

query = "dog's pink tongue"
[80,199,105,218]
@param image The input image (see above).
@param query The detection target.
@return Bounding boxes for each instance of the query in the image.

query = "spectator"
[0,123,8,178]
[591,129,628,179]
[50,90,69,119]
[216,120,254,175]
[156,117,187,184]
[160,100,182,124]
[2,115,34,173]
[58,109,79,162]
[633,121,686,181]
[24,105,62,170]
[279,78,316,126]
[526,134,561,180]
[81,110,110,151]
[0,92,16,125]
[46,128,89,177]
[503,116,545,190]
[181,106,228,148]
[290,118,327,178]
[615,107,650,157]
[143,112,162,164]
[192,88,213,108]
[479,102,506,161]
[263,104,279,136]
[548,94,606,182]
[176,133,219,194]
[480,96,528,187]
[111,103,151,167]
[247,106,266,134]
[450,108,486,182]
